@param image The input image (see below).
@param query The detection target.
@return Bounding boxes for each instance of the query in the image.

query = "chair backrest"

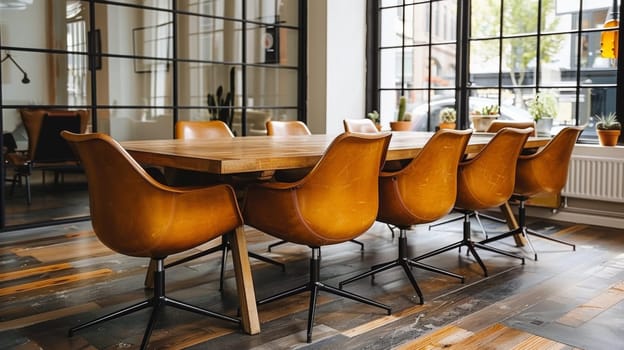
[514,125,584,196]
[343,119,379,133]
[176,120,234,139]
[486,120,537,136]
[377,129,472,225]
[20,109,89,161]
[61,131,242,258]
[289,132,391,242]
[456,127,533,210]
[36,114,82,163]
[266,120,311,136]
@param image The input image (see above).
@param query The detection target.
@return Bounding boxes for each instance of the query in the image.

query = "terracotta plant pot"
[597,129,621,146]
[439,122,456,130]
[390,121,413,131]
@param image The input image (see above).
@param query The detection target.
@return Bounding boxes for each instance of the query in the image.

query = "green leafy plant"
[527,93,558,121]
[366,110,380,124]
[207,67,236,128]
[472,104,499,115]
[439,107,456,123]
[595,112,621,130]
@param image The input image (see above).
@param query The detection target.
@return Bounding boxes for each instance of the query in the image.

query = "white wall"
[307,0,367,134]
[1,1,47,135]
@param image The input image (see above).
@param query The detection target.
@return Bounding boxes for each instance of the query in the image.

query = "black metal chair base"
[257,248,390,343]
[268,238,365,252]
[479,199,576,261]
[339,229,466,304]
[69,259,239,350]
[415,218,525,277]
[428,210,506,239]
[166,232,285,291]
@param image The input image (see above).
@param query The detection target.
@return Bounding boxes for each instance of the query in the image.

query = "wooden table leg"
[230,225,261,335]
[499,202,525,247]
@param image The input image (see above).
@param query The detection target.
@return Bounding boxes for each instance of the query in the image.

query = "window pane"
[431,0,457,44]
[177,62,239,109]
[469,39,500,87]
[471,0,500,38]
[177,15,231,62]
[503,0,538,35]
[114,0,172,10]
[103,108,174,141]
[246,26,298,66]
[100,56,173,109]
[501,37,537,88]
[246,66,298,108]
[410,89,456,131]
[539,33,574,86]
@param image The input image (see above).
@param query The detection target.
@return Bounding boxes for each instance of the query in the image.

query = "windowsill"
[573,143,624,157]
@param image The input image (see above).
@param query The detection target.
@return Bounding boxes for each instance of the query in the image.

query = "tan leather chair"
[414,127,534,276]
[243,132,392,343]
[61,131,243,349]
[176,120,235,139]
[156,120,284,291]
[429,120,538,236]
[7,109,89,204]
[265,120,311,136]
[339,129,472,304]
[480,126,585,260]
[486,120,537,135]
[343,118,379,133]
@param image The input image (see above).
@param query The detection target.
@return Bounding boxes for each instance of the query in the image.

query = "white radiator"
[562,154,624,203]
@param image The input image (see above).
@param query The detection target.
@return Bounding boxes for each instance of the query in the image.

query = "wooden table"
[122,131,550,334]
[123,132,549,175]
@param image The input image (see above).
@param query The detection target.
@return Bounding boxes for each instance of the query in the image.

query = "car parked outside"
[410,97,533,131]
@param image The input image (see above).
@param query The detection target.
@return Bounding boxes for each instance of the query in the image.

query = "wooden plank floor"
[1,214,623,349]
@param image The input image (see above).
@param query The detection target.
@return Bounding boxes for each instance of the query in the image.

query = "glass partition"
[1,0,304,229]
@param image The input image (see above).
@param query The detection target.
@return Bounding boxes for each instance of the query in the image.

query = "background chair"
[343,118,402,235]
[265,120,366,251]
[265,120,311,136]
[147,120,284,291]
[343,118,379,133]
[414,128,533,276]
[486,120,537,135]
[243,132,392,343]
[61,131,245,349]
[479,126,585,260]
[428,120,537,237]
[6,110,89,204]
[339,129,472,304]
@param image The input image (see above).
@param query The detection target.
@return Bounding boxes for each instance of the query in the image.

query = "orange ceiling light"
[601,1,620,58]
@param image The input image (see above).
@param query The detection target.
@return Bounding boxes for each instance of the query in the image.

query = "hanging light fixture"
[601,0,620,58]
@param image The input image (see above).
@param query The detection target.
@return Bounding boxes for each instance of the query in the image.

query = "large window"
[372,0,622,141]
[0,0,306,229]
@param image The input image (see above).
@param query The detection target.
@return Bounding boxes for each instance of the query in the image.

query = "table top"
[123,131,550,174]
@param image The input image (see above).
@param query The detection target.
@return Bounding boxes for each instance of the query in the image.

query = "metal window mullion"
[574,0,584,126]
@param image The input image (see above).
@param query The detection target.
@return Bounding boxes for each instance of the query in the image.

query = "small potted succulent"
[595,112,621,146]
[438,107,456,129]
[527,92,557,136]
[390,96,413,131]
[366,110,382,131]
[470,104,499,131]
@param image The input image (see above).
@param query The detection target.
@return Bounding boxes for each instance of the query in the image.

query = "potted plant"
[438,107,456,129]
[470,104,499,131]
[390,96,413,131]
[527,92,557,136]
[366,110,382,131]
[595,112,621,146]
